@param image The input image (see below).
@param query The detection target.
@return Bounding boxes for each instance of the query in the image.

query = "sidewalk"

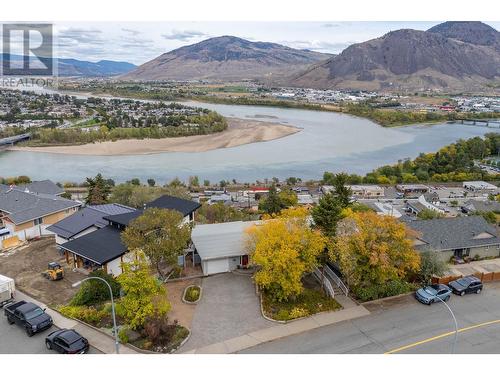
[16,291,138,354]
[181,304,370,354]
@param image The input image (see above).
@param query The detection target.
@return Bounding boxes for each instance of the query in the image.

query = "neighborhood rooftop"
[59,225,126,265]
[191,220,260,261]
[0,189,80,225]
[0,179,64,195]
[407,216,500,252]
[104,195,201,226]
[47,203,135,239]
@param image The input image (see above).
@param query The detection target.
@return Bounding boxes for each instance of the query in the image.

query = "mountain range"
[122,21,500,92]
[286,21,500,91]
[0,54,136,77]
[121,36,330,81]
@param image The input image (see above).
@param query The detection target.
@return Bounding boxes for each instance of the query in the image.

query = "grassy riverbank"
[59,86,499,128]
[18,111,227,147]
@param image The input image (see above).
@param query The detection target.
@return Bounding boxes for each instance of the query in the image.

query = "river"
[0,99,498,183]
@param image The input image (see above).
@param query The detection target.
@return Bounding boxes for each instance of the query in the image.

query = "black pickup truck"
[4,300,53,336]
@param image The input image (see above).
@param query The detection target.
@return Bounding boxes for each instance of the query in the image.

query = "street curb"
[361,291,415,306]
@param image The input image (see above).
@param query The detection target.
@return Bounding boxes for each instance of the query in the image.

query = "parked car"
[4,300,53,336]
[45,329,89,354]
[449,276,483,296]
[415,284,452,305]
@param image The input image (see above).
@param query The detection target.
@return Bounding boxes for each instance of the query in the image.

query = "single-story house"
[58,195,200,276]
[322,184,384,198]
[209,193,232,205]
[463,181,498,192]
[461,199,500,215]
[396,184,429,197]
[347,185,385,198]
[0,179,65,196]
[47,203,135,245]
[406,216,500,261]
[0,185,81,243]
[367,201,402,218]
[191,220,259,276]
[297,194,314,205]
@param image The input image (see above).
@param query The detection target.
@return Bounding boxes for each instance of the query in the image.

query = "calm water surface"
[0,100,497,183]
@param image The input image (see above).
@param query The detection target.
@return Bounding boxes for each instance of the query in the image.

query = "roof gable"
[60,226,127,265]
[0,189,81,225]
[407,216,500,251]
[47,204,136,239]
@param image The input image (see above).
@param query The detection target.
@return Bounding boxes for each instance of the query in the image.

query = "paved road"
[241,282,500,354]
[0,306,101,354]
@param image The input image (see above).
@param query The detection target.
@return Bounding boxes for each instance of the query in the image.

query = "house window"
[34,217,43,225]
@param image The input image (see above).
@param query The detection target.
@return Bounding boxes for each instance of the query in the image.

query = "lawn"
[261,288,342,321]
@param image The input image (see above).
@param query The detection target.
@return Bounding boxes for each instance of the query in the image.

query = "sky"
[48,21,500,65]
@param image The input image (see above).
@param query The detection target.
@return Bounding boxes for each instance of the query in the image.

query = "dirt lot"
[0,237,84,307]
[164,278,202,329]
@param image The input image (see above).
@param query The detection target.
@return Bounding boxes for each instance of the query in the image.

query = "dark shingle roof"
[104,195,200,227]
[146,195,201,216]
[60,226,126,265]
[406,216,500,252]
[46,204,135,239]
[0,189,81,225]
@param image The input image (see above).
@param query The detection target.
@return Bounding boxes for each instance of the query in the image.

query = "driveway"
[180,273,275,351]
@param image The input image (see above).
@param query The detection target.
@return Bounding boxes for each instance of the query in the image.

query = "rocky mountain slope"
[285,22,500,92]
[121,36,330,81]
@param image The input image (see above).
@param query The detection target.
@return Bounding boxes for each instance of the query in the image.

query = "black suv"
[46,329,89,354]
[449,276,483,296]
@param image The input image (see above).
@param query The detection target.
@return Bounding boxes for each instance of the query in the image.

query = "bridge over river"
[0,133,31,148]
[451,119,500,128]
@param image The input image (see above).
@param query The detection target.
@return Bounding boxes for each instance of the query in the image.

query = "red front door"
[241,255,249,267]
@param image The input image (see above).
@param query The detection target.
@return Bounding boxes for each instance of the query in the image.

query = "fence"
[325,265,349,296]
[312,267,335,298]
[0,224,53,250]
[432,271,500,284]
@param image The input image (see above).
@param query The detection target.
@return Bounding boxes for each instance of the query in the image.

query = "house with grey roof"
[47,203,135,245]
[406,216,500,262]
[0,179,64,196]
[191,221,259,275]
[461,199,500,215]
[0,187,81,243]
[55,195,200,276]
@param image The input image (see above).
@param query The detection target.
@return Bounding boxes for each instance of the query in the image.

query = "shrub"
[70,270,121,306]
[353,280,415,302]
[118,328,130,344]
[59,305,107,325]
[143,316,177,346]
[289,307,309,319]
[184,286,200,302]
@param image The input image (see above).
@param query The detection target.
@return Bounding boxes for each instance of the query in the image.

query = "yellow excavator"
[42,262,64,281]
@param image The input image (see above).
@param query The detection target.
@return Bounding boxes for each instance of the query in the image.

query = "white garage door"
[204,258,229,275]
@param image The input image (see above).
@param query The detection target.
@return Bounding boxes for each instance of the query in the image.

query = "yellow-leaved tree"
[246,207,326,302]
[330,211,420,298]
